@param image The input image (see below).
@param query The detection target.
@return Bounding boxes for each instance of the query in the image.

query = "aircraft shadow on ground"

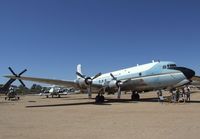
[61,97,91,101]
[26,96,200,108]
[26,101,111,108]
[26,97,158,108]
[187,100,200,103]
[41,97,89,101]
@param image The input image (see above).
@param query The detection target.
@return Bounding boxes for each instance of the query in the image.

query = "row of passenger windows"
[98,72,143,83]
[99,79,107,83]
[98,64,177,83]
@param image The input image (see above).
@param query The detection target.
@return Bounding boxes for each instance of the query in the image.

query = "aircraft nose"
[173,67,195,79]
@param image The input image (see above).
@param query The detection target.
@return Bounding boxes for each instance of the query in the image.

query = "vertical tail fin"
[77,64,82,79]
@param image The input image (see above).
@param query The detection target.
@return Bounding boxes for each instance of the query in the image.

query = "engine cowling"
[108,80,121,89]
[76,77,92,88]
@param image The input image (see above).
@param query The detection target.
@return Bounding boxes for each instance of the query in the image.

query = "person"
[159,95,164,104]
[186,86,191,102]
[175,89,179,102]
[157,90,163,102]
[182,88,185,102]
[171,90,176,103]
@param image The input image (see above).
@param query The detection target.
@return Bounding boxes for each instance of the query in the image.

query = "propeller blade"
[110,73,117,80]
[92,73,102,80]
[76,72,86,79]
[117,87,121,99]
[8,67,17,76]
[19,79,26,87]
[19,69,27,76]
[87,85,92,99]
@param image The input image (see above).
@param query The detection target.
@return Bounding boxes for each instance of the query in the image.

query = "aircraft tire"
[95,95,105,103]
[95,95,100,103]
[131,94,140,101]
[100,96,105,103]
[136,94,140,101]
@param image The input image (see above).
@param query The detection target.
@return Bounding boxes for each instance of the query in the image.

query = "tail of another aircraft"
[77,64,83,79]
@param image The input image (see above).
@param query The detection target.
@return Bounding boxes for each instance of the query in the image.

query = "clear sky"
[0,0,200,87]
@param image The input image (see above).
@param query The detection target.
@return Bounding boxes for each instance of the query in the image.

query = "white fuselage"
[88,61,190,93]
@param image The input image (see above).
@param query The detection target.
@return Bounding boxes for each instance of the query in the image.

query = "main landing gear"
[131,91,140,101]
[95,91,140,103]
[95,93,105,103]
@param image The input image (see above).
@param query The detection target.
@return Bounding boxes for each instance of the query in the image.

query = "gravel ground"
[1,91,200,139]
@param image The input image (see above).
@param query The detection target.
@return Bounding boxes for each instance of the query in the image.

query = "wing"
[5,75,79,88]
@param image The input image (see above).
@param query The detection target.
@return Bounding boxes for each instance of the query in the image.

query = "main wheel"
[95,95,100,103]
[95,95,105,103]
[100,96,105,103]
[135,94,140,101]
[131,93,140,101]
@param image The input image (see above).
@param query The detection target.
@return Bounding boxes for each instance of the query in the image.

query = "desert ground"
[1,90,200,139]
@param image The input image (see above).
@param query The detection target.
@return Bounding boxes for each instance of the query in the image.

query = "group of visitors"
[171,86,191,103]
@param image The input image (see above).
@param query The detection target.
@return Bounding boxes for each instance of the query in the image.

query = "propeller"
[76,71,102,98]
[110,73,122,99]
[8,67,27,87]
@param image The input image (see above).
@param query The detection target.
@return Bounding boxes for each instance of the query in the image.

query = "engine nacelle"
[108,80,121,89]
[76,77,92,88]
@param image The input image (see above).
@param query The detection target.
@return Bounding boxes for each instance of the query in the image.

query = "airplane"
[40,85,73,98]
[4,86,20,100]
[1,67,27,100]
[5,61,198,103]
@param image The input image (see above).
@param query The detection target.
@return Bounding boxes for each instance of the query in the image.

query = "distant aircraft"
[4,86,20,100]
[5,61,198,103]
[1,67,27,100]
[40,85,73,98]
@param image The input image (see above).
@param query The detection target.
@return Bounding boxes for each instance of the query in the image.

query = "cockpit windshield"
[163,64,177,69]
[167,64,176,68]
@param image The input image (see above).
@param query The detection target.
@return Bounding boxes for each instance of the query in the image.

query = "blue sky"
[0,0,200,87]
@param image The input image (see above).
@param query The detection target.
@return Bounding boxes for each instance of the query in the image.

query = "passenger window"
[139,73,142,76]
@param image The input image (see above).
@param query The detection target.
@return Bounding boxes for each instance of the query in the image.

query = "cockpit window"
[163,65,166,69]
[167,64,177,69]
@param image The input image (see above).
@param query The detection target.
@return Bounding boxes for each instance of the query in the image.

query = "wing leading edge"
[4,75,79,88]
